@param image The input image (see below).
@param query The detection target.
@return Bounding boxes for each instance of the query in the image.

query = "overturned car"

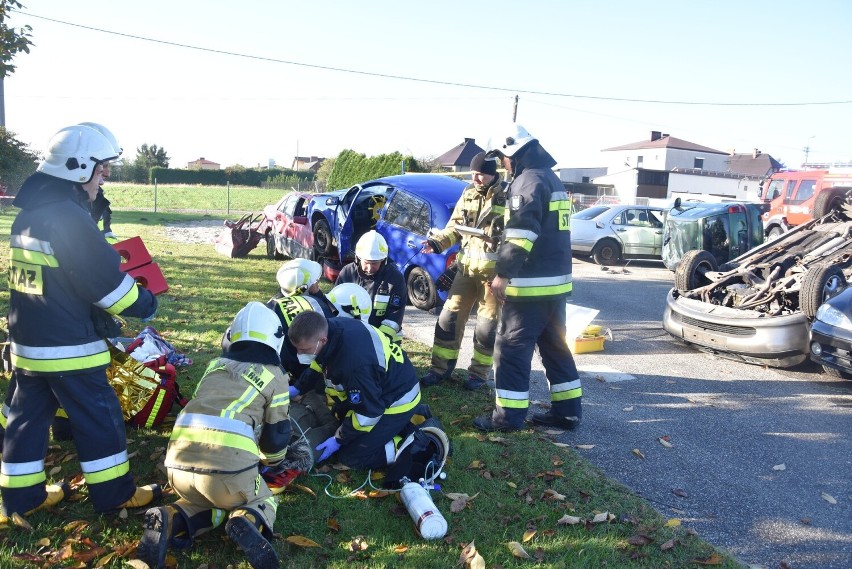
[663,211,852,368]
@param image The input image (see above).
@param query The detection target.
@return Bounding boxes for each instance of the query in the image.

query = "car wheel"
[767,226,784,240]
[407,266,437,311]
[313,219,334,259]
[813,187,851,220]
[674,250,718,291]
[265,233,283,260]
[800,264,846,318]
[592,238,621,266]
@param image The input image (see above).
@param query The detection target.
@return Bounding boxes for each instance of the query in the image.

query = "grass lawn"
[0,209,741,568]
[104,183,289,215]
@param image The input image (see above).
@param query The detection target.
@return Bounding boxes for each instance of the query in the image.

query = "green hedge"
[326,149,422,189]
[148,167,314,187]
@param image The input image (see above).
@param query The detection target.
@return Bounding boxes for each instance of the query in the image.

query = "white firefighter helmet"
[486,122,537,158]
[276,258,322,295]
[228,301,286,355]
[391,421,450,486]
[77,122,122,156]
[355,230,389,262]
[328,283,372,322]
[37,125,119,183]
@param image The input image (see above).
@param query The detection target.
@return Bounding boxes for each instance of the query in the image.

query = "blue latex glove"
[315,436,341,462]
[288,385,300,400]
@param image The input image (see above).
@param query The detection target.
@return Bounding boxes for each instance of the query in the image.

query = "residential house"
[292,156,325,172]
[187,157,220,170]
[435,138,484,172]
[593,132,768,204]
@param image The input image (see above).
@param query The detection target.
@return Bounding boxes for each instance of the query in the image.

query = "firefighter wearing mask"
[421,151,508,391]
[1,125,161,517]
[138,302,293,569]
[472,124,582,433]
[288,310,422,469]
[335,230,407,340]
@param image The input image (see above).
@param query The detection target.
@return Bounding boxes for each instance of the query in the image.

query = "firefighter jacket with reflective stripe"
[495,144,573,301]
[314,317,420,446]
[8,173,158,375]
[335,262,407,339]
[266,293,333,379]
[430,176,508,278]
[165,358,291,474]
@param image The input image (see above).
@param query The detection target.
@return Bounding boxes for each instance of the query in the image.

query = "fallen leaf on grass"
[552,442,570,448]
[286,535,322,548]
[522,529,536,542]
[292,484,316,497]
[349,536,368,552]
[591,512,613,524]
[467,460,484,469]
[658,437,674,448]
[542,489,566,501]
[627,534,654,546]
[821,492,837,505]
[694,553,725,565]
[93,550,115,567]
[459,540,486,569]
[125,561,150,569]
[393,545,408,554]
[773,464,786,471]
[327,518,340,533]
[488,436,510,445]
[557,514,582,525]
[632,449,645,459]
[48,466,62,476]
[664,518,681,528]
[660,539,676,551]
[367,490,390,499]
[507,541,531,559]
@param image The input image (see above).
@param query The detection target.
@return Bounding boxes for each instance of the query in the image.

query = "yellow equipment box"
[571,325,607,354]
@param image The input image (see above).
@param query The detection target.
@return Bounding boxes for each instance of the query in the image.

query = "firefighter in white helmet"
[1,124,160,517]
[138,302,296,569]
[335,230,407,340]
[327,282,373,322]
[78,122,120,242]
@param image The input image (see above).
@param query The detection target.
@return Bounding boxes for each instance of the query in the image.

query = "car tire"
[265,233,283,260]
[313,219,334,259]
[800,264,846,318]
[767,226,784,240]
[592,238,621,266]
[407,266,437,311]
[813,187,851,220]
[674,250,718,291]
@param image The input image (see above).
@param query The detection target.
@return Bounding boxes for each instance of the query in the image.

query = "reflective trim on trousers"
[0,458,47,489]
[551,379,582,402]
[495,388,529,409]
[81,450,131,485]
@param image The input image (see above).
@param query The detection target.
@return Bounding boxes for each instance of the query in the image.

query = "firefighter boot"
[24,481,72,515]
[120,484,162,509]
[136,505,184,569]
[225,509,280,569]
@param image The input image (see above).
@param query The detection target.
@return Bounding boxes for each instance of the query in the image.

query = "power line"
[16,9,852,109]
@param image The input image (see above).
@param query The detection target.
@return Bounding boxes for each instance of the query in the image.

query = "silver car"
[663,215,852,368]
[571,205,665,265]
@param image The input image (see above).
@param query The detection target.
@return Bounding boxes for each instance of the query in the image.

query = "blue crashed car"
[307,173,467,311]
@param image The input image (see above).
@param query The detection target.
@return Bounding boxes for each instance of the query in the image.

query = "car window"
[572,206,610,220]
[784,180,797,200]
[277,197,290,215]
[282,195,297,217]
[703,214,731,266]
[625,208,653,227]
[612,210,628,225]
[648,209,664,228]
[385,190,430,236]
[791,180,817,203]
[293,196,309,218]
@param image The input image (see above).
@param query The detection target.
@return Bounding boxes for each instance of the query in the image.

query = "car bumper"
[810,319,852,376]
[662,288,810,368]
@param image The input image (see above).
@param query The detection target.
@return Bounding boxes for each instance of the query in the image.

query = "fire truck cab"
[760,169,852,239]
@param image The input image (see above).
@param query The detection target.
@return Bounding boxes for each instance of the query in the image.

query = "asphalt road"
[403,257,852,569]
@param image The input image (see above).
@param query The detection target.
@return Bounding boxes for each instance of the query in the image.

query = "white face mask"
[297,338,322,365]
[297,353,317,365]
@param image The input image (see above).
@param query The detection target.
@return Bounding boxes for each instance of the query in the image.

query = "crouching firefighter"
[1,124,161,517]
[137,302,294,569]
[288,310,424,469]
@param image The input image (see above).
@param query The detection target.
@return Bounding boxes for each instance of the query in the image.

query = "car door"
[616,208,660,257]
[336,185,365,260]
[284,194,313,257]
[785,178,818,226]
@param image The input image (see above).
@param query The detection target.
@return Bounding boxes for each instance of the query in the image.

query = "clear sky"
[4,0,851,171]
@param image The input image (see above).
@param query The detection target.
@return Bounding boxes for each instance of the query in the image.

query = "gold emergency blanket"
[106,346,161,422]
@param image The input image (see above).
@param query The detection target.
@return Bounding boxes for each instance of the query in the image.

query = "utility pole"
[803,135,815,166]
[512,94,518,123]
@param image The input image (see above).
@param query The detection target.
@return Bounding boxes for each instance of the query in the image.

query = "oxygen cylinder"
[400,482,447,540]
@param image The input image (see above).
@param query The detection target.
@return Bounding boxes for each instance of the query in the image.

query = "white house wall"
[592,169,639,202]
[664,148,729,171]
[668,172,757,202]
